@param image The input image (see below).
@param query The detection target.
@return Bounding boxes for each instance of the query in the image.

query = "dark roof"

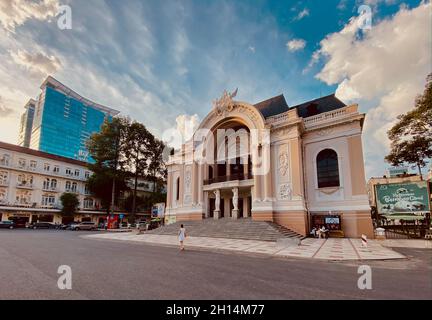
[253,93,346,119]
[0,141,88,167]
[290,94,346,118]
[253,94,289,118]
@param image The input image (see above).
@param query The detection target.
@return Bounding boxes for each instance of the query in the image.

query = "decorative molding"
[184,166,192,192]
[212,89,237,116]
[279,183,292,200]
[278,151,289,176]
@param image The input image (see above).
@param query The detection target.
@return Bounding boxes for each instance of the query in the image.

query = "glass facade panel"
[29,86,114,163]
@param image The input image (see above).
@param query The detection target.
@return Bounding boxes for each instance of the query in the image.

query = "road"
[0,229,431,300]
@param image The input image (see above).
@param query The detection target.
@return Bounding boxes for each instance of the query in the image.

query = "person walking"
[178,224,186,251]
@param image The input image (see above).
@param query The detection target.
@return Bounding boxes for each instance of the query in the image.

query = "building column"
[166,170,172,208]
[226,158,231,177]
[243,196,250,218]
[232,187,239,219]
[263,144,272,201]
[204,191,209,218]
[198,163,204,205]
[213,189,221,219]
[192,162,198,205]
[243,156,249,176]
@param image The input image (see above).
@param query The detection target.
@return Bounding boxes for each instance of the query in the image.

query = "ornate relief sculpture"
[279,183,292,200]
[212,88,238,116]
[278,151,289,176]
[185,168,192,192]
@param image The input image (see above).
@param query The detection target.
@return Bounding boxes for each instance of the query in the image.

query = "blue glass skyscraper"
[18,99,36,148]
[23,76,119,162]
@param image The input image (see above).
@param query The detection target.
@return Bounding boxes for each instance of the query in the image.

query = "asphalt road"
[0,229,431,300]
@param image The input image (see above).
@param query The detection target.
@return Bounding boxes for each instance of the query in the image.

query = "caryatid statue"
[214,189,220,211]
[232,188,239,211]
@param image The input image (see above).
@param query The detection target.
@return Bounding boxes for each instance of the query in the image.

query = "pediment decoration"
[212,88,238,117]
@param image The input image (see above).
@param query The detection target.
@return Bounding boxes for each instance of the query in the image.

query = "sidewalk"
[84,233,408,261]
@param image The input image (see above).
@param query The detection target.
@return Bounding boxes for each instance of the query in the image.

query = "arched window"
[176,177,180,201]
[316,149,340,188]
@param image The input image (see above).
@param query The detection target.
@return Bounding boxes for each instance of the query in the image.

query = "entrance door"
[238,198,243,217]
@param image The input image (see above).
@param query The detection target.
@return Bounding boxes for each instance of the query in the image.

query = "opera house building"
[166,91,374,238]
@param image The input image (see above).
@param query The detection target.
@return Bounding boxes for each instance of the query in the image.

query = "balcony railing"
[16,183,34,189]
[43,186,58,192]
[203,172,253,185]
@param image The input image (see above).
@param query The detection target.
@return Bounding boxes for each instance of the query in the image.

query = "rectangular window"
[85,171,90,179]
[53,165,59,173]
[74,169,80,177]
[41,195,56,206]
[65,168,72,176]
[44,163,50,172]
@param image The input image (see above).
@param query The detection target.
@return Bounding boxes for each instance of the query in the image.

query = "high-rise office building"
[21,76,120,162]
[18,99,36,148]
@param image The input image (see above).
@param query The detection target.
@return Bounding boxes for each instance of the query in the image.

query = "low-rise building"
[0,141,103,225]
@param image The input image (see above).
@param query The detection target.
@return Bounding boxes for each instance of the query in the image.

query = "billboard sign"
[375,181,430,219]
[387,166,408,177]
[152,202,165,218]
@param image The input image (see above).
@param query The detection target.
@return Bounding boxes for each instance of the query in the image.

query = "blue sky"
[0,0,430,178]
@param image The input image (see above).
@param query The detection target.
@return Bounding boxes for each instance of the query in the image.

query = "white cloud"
[0,0,60,31]
[286,38,306,52]
[313,2,431,177]
[0,96,14,118]
[293,8,310,21]
[10,49,62,76]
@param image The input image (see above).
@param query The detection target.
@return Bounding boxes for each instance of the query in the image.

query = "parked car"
[70,221,97,231]
[0,221,16,229]
[30,222,56,229]
[61,222,79,230]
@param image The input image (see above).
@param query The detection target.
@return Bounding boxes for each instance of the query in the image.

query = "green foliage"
[60,192,79,216]
[385,74,432,175]
[85,116,167,214]
[86,117,131,212]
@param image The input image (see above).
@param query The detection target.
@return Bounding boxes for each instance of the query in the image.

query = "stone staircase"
[147,218,304,242]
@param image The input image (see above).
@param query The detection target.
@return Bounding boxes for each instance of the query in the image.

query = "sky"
[0,0,430,179]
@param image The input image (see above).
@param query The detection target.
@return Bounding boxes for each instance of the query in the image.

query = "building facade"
[18,99,36,148]
[0,141,104,225]
[20,76,120,162]
[166,92,373,238]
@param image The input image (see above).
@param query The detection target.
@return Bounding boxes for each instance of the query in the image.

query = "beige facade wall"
[273,211,308,236]
[348,135,367,196]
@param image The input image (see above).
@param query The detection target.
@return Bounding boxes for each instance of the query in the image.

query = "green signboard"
[375,181,430,219]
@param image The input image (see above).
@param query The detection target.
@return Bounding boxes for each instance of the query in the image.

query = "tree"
[60,192,79,216]
[86,117,130,213]
[86,166,129,213]
[385,74,432,177]
[124,122,153,219]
